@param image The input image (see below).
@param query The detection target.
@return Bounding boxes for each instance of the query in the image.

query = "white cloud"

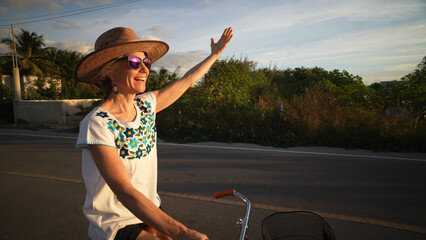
[2,0,425,85]
[385,64,417,72]
[233,4,294,34]
[0,0,113,10]
[45,40,93,54]
[391,46,426,54]
[51,20,80,30]
[61,41,93,54]
[146,26,173,39]
[0,0,61,10]
[299,0,424,24]
[200,0,214,5]
[364,55,425,64]
[154,50,208,76]
[74,0,112,8]
[260,23,426,66]
[44,39,55,45]
[148,26,164,35]
[231,0,426,37]
[140,35,162,41]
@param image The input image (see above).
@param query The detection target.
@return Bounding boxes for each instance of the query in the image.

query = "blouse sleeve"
[76,109,116,149]
[135,91,157,113]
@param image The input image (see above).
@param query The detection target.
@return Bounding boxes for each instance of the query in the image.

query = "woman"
[75,26,233,240]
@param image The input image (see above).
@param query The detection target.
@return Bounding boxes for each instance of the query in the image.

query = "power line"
[0,0,141,27]
[0,0,139,22]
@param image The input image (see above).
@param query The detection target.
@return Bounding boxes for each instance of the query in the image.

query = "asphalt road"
[0,128,425,240]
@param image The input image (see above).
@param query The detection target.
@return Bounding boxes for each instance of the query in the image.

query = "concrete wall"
[2,75,99,124]
[13,99,100,124]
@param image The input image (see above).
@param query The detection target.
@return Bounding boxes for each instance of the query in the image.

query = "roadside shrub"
[0,78,14,123]
[156,57,425,152]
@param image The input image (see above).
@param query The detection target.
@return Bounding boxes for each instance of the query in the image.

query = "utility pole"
[11,25,22,124]
[11,24,21,101]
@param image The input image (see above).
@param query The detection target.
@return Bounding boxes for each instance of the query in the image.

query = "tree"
[269,67,330,100]
[0,75,14,123]
[146,67,179,91]
[1,29,53,77]
[44,48,99,99]
[201,57,262,107]
[371,56,426,119]
[417,56,426,70]
[397,56,426,120]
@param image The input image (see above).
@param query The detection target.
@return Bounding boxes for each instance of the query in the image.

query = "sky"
[0,0,425,85]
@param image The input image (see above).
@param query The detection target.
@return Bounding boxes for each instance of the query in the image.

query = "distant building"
[1,75,61,94]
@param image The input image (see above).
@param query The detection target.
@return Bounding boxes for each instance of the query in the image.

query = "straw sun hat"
[76,27,169,83]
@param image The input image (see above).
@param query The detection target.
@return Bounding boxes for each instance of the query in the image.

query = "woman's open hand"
[210,27,233,57]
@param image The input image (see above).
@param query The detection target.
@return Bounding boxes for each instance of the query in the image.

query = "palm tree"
[43,47,60,78]
[58,49,83,87]
[1,29,53,76]
[146,67,178,91]
[45,48,83,85]
[45,48,93,98]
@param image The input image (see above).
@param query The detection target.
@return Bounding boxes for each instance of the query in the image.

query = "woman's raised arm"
[153,27,233,112]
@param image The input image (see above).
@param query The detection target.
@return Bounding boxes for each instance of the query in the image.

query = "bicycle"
[214,189,336,240]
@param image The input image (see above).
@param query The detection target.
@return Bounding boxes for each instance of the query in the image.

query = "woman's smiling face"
[107,51,150,95]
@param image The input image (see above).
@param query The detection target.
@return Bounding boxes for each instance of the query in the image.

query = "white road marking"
[1,132,425,162]
[161,142,426,162]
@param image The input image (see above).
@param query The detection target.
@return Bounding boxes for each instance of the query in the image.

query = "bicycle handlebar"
[214,189,236,199]
[213,189,251,240]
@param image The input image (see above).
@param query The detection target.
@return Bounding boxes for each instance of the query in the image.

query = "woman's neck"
[100,93,137,122]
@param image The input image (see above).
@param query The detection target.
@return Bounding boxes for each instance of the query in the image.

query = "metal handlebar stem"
[234,191,251,240]
[214,189,251,240]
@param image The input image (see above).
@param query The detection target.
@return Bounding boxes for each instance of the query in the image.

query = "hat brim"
[76,40,169,83]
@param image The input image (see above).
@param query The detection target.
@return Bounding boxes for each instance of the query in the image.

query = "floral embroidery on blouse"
[98,98,157,160]
[96,111,108,118]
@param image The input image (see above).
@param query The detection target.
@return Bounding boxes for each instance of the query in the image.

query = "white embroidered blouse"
[76,91,160,240]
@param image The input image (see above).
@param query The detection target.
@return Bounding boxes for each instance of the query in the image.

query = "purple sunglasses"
[117,56,152,70]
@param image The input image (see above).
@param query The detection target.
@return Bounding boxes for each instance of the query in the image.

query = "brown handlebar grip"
[214,189,235,199]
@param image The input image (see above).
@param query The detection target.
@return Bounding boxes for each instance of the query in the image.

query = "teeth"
[135,78,146,81]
